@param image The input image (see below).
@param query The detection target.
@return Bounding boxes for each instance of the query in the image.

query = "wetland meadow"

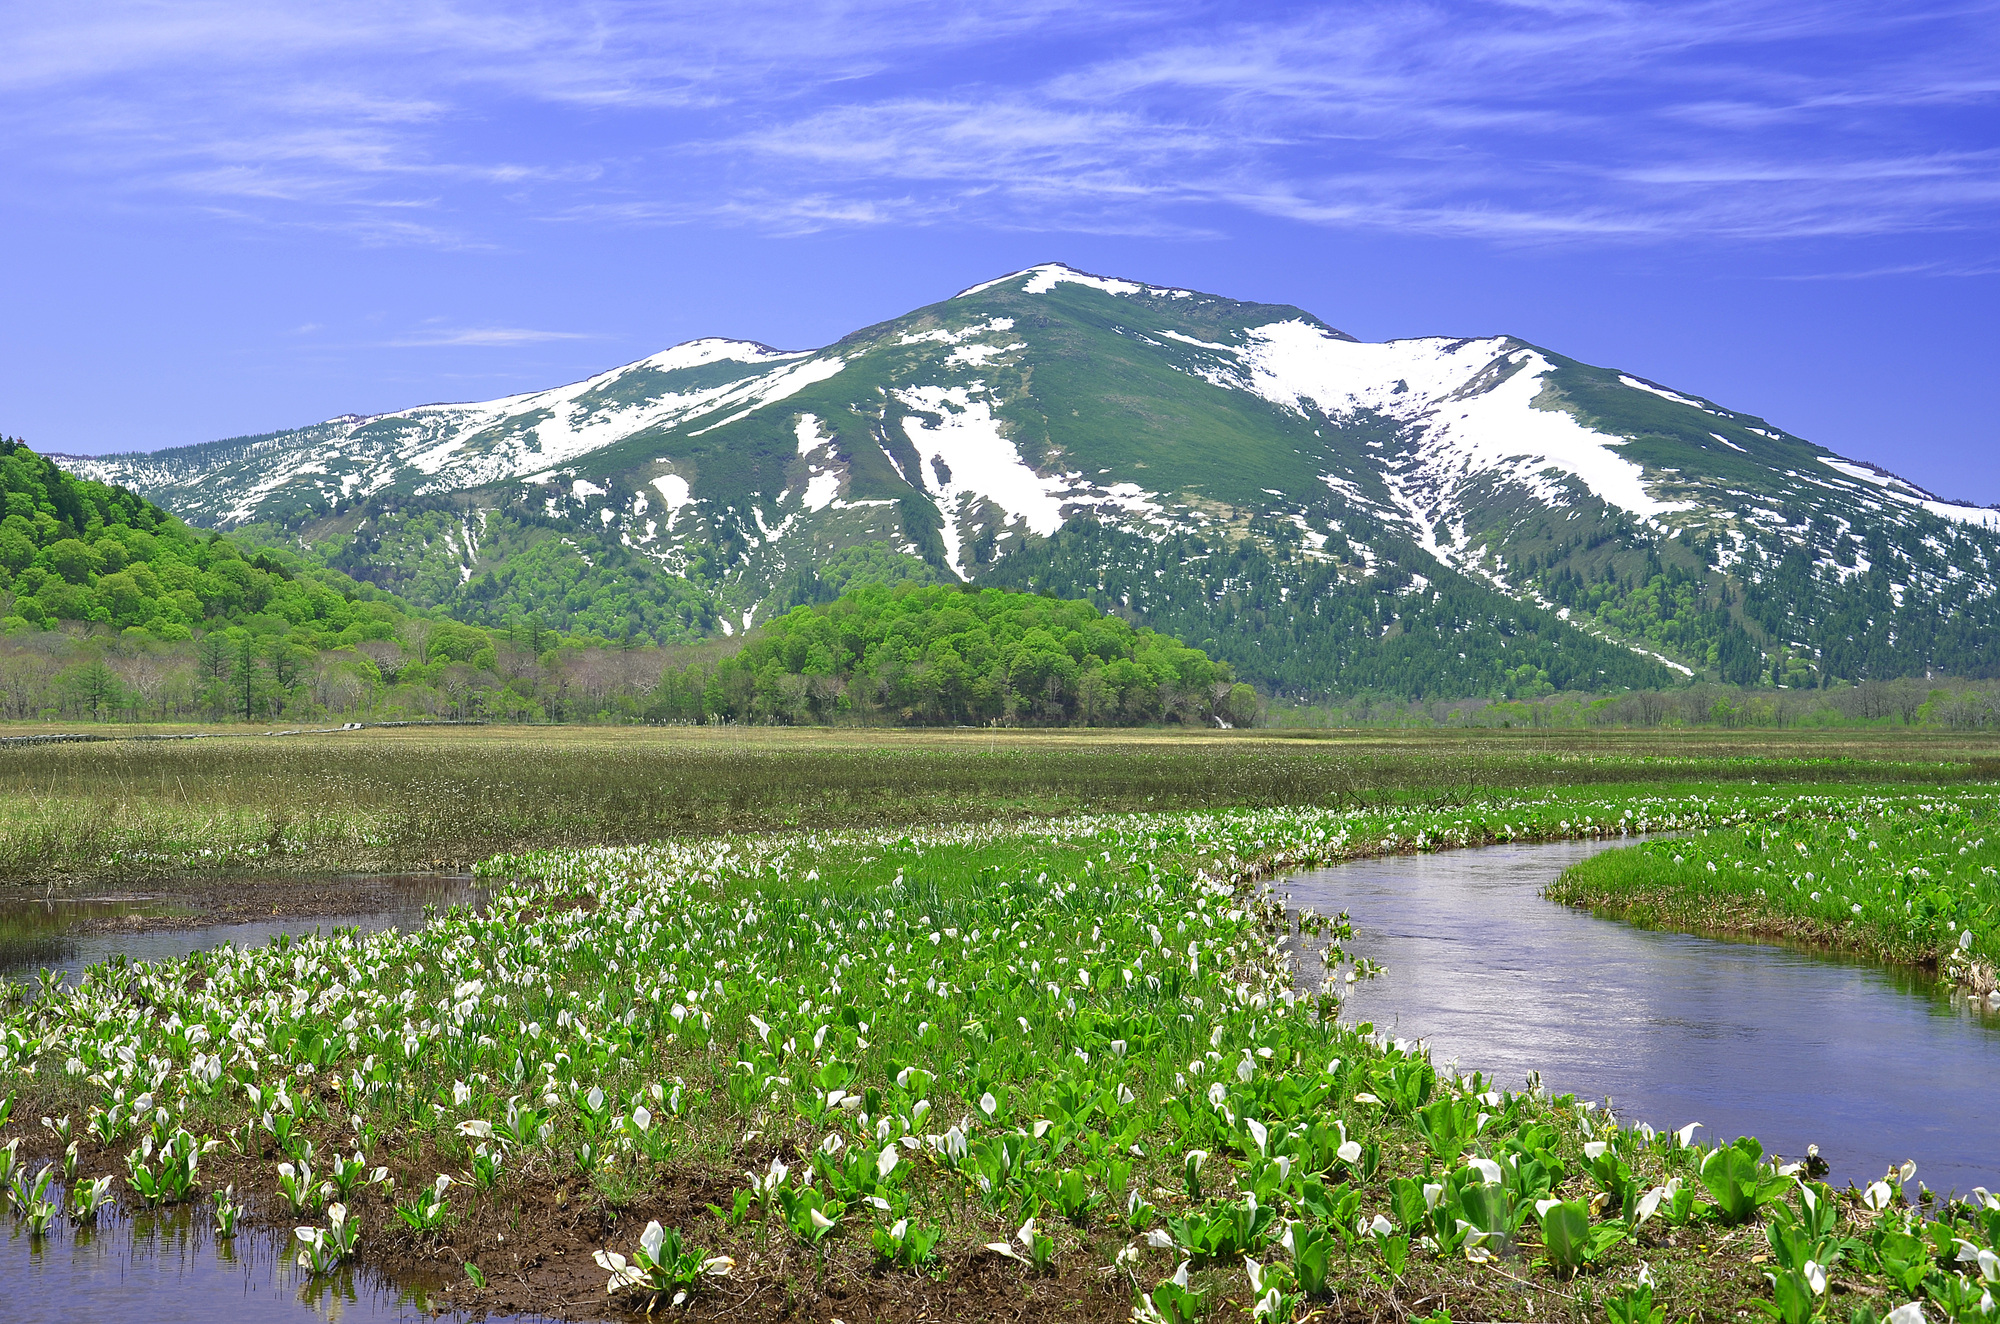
[2,726,1998,1323]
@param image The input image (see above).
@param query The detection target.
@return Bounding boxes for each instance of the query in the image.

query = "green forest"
[983,517,1675,699]
[653,582,1256,727]
[0,437,410,645]
[316,493,721,643]
[0,436,620,723]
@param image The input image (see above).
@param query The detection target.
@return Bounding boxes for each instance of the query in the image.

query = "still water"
[3,1202,455,1324]
[1283,837,2000,1194]
[0,875,526,1324]
[0,875,486,986]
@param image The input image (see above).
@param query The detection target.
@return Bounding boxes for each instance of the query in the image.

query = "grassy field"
[2,722,1998,886]
[5,796,1999,1322]
[1550,794,2000,993]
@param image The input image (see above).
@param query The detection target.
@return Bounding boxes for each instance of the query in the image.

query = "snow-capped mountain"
[61,263,2000,692]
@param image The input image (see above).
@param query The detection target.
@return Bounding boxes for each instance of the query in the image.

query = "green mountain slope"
[0,436,407,645]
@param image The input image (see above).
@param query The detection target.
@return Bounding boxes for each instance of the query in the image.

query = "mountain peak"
[952,261,1198,302]
[51,268,2000,691]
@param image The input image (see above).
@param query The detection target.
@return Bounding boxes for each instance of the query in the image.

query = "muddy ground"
[0,871,481,933]
[3,1113,1784,1324]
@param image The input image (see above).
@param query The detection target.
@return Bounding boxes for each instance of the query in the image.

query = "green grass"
[5,799,1998,1321]
[1550,795,2000,987]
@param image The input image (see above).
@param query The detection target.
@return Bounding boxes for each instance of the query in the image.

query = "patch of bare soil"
[4,873,480,935]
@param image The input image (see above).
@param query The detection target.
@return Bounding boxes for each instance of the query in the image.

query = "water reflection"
[1,1195,476,1324]
[1282,838,2000,1193]
[0,876,486,986]
[0,875,538,1321]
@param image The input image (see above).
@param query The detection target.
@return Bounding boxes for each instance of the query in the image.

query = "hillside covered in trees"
[0,436,407,644]
[0,436,580,722]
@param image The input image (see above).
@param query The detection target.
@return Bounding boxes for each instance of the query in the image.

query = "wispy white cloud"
[1769,258,2000,280]
[4,0,1997,249]
[388,325,595,347]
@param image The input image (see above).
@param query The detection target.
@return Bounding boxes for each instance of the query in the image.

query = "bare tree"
[1633,690,1668,727]
[0,649,57,719]
[112,651,175,719]
[400,618,435,666]
[356,639,405,684]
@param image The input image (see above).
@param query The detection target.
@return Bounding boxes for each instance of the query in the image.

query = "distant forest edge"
[674,584,1256,728]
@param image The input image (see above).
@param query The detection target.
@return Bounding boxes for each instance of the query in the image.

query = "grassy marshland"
[4,794,1999,1321]
[1,723,1997,885]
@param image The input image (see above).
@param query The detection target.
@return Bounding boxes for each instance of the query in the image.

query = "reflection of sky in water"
[2,877,531,1323]
[0,878,484,986]
[1284,839,2000,1194]
[1,1200,483,1324]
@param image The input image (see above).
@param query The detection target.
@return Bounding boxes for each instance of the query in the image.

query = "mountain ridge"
[54,262,2000,694]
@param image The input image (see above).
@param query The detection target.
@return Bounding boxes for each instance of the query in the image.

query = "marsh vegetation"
[0,730,1996,1320]
[1,724,1996,886]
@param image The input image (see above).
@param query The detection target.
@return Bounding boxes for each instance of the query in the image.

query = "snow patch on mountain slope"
[166,338,843,518]
[793,413,843,512]
[649,474,692,530]
[956,263,1191,300]
[1022,265,1144,296]
[803,469,843,512]
[1159,330,1235,352]
[895,384,1071,577]
[1239,320,1488,410]
[1408,346,1693,522]
[399,339,800,479]
[683,354,848,438]
[958,264,1123,298]
[794,413,827,457]
[898,317,1016,346]
[1821,458,2000,530]
[1230,320,1691,532]
[216,454,337,525]
[1618,375,1710,411]
[949,341,1026,367]
[395,343,841,486]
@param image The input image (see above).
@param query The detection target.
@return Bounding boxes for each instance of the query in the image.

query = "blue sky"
[4,1,1998,502]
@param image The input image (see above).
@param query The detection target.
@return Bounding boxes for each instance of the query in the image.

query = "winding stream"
[1283,837,2000,1194]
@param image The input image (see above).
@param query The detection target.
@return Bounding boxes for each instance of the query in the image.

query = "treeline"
[16,617,2000,733]
[0,584,1255,729]
[1271,676,2000,730]
[0,618,635,724]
